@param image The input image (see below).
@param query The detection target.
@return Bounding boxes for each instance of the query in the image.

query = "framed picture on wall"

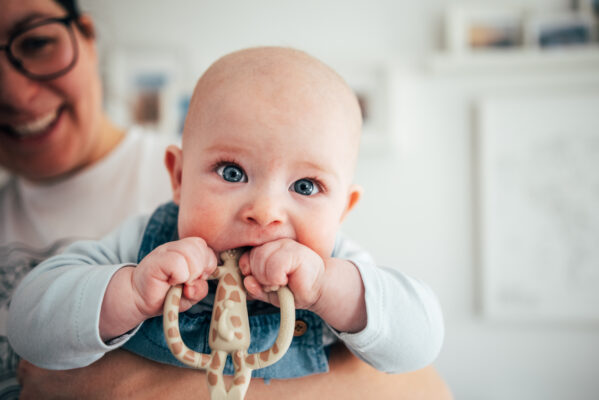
[446,4,523,53]
[104,47,189,136]
[524,12,596,48]
[476,91,599,322]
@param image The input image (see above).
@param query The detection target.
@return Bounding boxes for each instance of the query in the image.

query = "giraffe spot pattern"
[224,273,237,285]
[202,354,211,366]
[216,286,226,301]
[212,328,217,342]
[260,351,270,362]
[214,306,222,321]
[183,350,196,363]
[273,343,279,354]
[246,354,255,365]
[211,352,221,369]
[233,376,246,385]
[230,316,242,327]
[229,290,241,302]
[168,310,177,322]
[171,342,183,354]
[167,327,178,338]
[208,372,218,386]
[171,294,180,306]
[235,332,243,340]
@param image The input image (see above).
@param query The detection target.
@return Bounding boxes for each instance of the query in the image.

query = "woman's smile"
[1,106,64,140]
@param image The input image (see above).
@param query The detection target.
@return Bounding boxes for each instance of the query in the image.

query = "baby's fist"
[132,237,217,316]
[239,239,325,309]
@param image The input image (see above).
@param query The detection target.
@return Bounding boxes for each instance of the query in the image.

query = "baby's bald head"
[182,47,362,174]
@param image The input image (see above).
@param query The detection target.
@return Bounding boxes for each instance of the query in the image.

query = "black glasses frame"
[0,15,79,81]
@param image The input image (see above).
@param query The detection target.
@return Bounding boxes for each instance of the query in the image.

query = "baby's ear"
[340,184,362,222]
[164,145,183,204]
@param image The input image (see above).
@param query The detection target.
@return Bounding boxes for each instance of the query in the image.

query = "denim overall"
[122,202,330,379]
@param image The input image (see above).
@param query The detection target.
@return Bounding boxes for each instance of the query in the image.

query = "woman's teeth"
[11,110,58,137]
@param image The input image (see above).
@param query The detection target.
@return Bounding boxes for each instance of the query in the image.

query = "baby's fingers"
[180,279,210,309]
[169,238,218,283]
[243,276,280,306]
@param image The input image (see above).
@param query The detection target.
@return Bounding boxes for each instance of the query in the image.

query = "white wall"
[381,58,599,400]
[84,0,440,78]
[79,1,599,399]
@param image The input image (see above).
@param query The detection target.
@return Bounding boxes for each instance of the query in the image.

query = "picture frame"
[475,91,599,322]
[104,47,188,136]
[524,12,596,48]
[445,4,523,53]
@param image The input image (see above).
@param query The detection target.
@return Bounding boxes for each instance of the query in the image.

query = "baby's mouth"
[1,108,62,139]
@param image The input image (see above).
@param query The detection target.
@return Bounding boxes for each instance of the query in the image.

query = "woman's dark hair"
[53,0,81,18]
[53,0,93,38]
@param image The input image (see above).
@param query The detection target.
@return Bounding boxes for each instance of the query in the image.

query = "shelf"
[427,45,599,75]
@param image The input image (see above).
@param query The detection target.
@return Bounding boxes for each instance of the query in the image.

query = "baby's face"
[168,68,361,258]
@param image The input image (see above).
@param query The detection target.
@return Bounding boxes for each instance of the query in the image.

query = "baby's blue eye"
[217,164,246,183]
[292,179,319,196]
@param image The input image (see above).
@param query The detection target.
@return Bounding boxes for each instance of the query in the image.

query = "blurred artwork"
[477,92,599,322]
[468,21,521,49]
[105,48,187,135]
[524,12,596,48]
[131,74,165,127]
[445,5,523,52]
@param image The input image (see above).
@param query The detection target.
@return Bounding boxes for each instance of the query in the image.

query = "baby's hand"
[238,239,325,310]
[132,237,217,317]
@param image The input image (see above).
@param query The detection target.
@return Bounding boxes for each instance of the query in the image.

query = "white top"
[0,127,174,250]
[0,127,176,372]
[7,215,444,374]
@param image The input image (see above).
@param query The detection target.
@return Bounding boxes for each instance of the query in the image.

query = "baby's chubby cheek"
[296,229,338,259]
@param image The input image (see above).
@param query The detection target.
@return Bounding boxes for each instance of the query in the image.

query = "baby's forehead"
[193,48,358,112]
[183,47,362,169]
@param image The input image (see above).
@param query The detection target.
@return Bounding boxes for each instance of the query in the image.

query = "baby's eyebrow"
[295,160,340,181]
[297,160,330,174]
[204,143,247,154]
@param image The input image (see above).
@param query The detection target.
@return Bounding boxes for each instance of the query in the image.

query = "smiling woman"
[0,0,175,397]
[0,0,117,181]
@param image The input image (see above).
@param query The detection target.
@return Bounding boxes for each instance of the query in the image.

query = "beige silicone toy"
[163,248,295,400]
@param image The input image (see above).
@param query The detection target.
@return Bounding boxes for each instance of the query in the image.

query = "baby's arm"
[239,239,366,333]
[239,234,444,373]
[7,215,149,369]
[7,215,215,370]
[100,237,217,340]
[325,234,445,373]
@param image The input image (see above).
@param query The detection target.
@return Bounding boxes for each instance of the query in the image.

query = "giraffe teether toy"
[163,248,295,400]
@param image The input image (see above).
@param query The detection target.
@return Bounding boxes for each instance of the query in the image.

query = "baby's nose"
[241,193,286,227]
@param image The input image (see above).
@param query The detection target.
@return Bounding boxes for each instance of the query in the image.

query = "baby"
[8,47,444,383]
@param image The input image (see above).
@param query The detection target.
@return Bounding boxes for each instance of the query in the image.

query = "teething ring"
[162,249,295,399]
[162,284,295,369]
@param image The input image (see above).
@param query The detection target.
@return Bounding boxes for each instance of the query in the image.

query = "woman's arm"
[17,344,452,400]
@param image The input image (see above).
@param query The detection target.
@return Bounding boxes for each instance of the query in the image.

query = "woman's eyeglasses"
[0,15,79,81]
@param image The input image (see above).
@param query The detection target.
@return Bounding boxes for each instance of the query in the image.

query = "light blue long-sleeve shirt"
[7,214,444,374]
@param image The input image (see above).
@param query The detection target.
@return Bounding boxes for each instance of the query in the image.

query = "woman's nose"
[240,192,286,227]
[0,57,39,111]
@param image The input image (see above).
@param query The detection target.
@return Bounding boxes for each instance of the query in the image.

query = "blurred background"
[40,0,599,398]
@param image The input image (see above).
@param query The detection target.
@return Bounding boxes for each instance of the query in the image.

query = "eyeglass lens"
[10,21,76,78]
